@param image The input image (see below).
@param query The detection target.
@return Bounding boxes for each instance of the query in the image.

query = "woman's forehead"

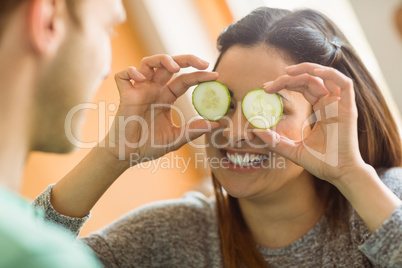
[215,46,291,97]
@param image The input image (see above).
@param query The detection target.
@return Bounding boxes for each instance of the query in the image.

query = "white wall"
[349,0,402,121]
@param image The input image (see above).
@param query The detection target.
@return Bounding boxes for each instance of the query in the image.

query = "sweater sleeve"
[358,168,402,267]
[32,184,90,236]
[359,206,402,267]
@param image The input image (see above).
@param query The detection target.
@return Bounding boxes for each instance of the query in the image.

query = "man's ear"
[28,0,66,56]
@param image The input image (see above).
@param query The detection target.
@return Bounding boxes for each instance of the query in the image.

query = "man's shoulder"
[0,187,100,268]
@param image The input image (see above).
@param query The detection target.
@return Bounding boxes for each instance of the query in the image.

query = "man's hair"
[0,0,28,37]
[0,0,80,38]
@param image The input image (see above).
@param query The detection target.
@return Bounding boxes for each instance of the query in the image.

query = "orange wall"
[195,0,234,42]
[21,1,233,237]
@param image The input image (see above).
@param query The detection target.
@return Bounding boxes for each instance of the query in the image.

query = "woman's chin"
[214,174,261,199]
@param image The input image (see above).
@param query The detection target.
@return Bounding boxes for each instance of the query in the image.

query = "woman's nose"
[221,105,255,147]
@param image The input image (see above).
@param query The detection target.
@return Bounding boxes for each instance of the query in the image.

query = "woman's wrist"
[51,146,130,218]
[332,163,401,232]
[331,161,376,190]
[93,145,131,175]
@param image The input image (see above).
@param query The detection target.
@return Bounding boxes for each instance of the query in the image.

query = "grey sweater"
[33,168,402,268]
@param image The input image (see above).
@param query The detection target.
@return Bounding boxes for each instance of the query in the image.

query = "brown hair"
[0,0,80,38]
[0,0,28,36]
[213,7,402,268]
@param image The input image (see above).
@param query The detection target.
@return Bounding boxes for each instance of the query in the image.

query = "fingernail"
[198,57,209,64]
[139,72,146,80]
[267,129,280,145]
[171,60,180,69]
[263,81,273,88]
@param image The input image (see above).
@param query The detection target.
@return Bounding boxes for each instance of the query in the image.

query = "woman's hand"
[255,62,401,233]
[51,54,219,218]
[103,54,219,168]
[254,62,364,183]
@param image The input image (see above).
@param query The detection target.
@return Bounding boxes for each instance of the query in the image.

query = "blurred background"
[21,0,402,236]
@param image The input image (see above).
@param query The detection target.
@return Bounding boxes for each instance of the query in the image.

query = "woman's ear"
[28,0,66,56]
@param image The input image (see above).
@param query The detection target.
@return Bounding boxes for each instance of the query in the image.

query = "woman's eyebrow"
[277,93,290,103]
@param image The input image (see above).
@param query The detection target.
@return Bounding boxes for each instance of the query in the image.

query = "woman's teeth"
[225,152,268,166]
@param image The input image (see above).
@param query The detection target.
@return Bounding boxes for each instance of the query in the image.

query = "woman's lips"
[214,149,270,173]
[225,151,268,167]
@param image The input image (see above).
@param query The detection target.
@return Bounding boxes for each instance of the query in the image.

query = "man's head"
[0,0,126,153]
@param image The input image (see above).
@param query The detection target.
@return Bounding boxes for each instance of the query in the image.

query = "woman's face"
[205,45,314,200]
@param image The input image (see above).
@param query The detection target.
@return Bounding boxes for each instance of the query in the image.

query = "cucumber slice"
[192,81,231,121]
[242,89,283,129]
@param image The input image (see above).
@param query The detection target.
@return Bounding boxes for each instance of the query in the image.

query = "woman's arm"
[333,164,401,232]
[47,54,219,218]
[50,146,127,218]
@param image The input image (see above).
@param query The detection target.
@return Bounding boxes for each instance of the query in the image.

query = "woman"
[34,7,402,267]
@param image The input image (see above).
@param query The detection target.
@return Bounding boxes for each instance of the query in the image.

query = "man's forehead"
[80,0,126,23]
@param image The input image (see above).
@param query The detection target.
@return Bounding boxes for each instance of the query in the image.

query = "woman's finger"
[253,128,301,164]
[264,73,329,105]
[173,119,220,150]
[114,67,146,93]
[284,62,324,75]
[152,55,211,85]
[138,54,180,81]
[286,63,350,98]
[166,71,219,100]
[322,79,341,97]
[313,68,355,107]
[171,54,210,70]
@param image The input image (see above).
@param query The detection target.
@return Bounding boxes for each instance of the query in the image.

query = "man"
[0,0,217,266]
[0,0,127,266]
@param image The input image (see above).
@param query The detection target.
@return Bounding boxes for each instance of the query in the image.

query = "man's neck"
[0,100,30,192]
[0,54,36,192]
